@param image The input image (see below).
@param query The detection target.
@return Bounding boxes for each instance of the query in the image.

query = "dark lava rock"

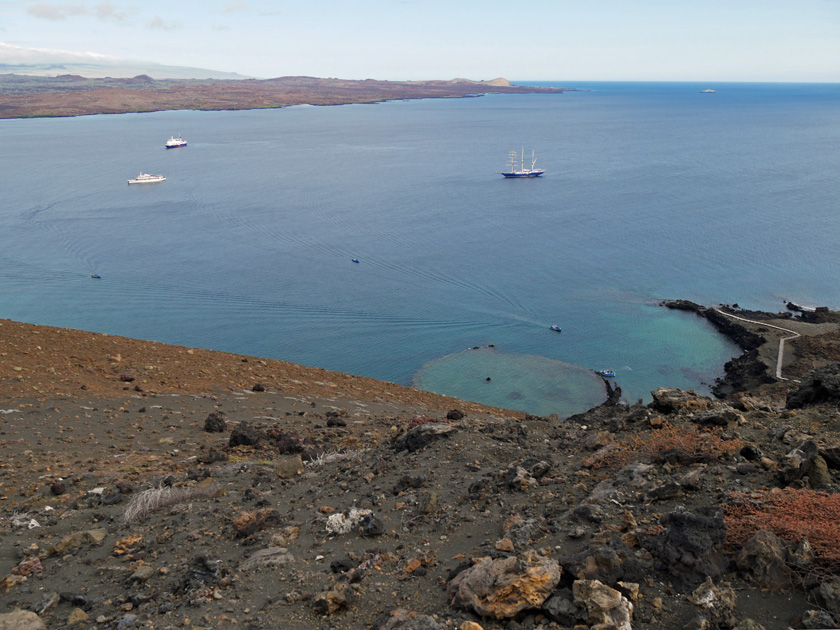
[330,557,356,573]
[229,421,264,447]
[393,474,427,495]
[50,482,66,495]
[740,444,763,461]
[446,409,465,420]
[179,557,222,593]
[543,588,583,626]
[779,439,819,484]
[326,416,347,427]
[735,530,797,592]
[252,383,265,392]
[204,412,227,433]
[198,449,229,464]
[656,506,727,587]
[393,423,455,453]
[361,513,385,537]
[647,481,682,501]
[787,363,840,408]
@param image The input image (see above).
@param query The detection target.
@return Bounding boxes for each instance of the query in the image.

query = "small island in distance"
[0,74,567,119]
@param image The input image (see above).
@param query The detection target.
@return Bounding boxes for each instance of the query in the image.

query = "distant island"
[0,74,567,119]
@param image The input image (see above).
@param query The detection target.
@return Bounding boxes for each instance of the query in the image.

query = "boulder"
[692,405,744,427]
[180,556,221,592]
[814,578,840,619]
[657,506,727,587]
[503,465,539,490]
[807,455,832,488]
[313,581,353,615]
[49,528,108,555]
[11,557,43,577]
[502,515,549,547]
[786,363,840,408]
[447,550,562,619]
[0,610,46,630]
[393,422,455,452]
[779,439,819,484]
[798,609,838,629]
[233,508,282,537]
[688,576,737,628]
[542,588,582,626]
[376,609,443,629]
[572,579,633,630]
[229,421,264,447]
[67,608,88,625]
[203,411,227,433]
[650,388,710,414]
[274,454,304,479]
[560,540,652,586]
[735,530,795,592]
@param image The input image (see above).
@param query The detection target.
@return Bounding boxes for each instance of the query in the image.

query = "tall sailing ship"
[498,148,545,178]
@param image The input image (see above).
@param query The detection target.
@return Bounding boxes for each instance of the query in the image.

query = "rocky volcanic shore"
[3,306,840,630]
[0,75,566,119]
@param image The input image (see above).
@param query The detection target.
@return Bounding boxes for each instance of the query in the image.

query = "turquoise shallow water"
[413,347,608,417]
[1,81,838,415]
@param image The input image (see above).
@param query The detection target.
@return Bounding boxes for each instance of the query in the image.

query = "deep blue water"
[1,81,838,415]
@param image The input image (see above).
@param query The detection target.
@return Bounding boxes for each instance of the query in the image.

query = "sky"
[0,0,838,82]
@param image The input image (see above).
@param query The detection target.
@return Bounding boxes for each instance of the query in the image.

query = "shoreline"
[0,75,567,119]
[661,299,840,398]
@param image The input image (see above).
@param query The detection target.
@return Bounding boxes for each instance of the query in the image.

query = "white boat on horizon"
[165,135,187,148]
[498,148,545,178]
[128,172,166,184]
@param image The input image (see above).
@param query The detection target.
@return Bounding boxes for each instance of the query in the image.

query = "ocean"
[1,81,838,416]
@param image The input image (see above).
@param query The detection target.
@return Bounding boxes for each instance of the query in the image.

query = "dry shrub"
[124,484,218,525]
[305,448,369,468]
[585,424,743,469]
[724,488,840,574]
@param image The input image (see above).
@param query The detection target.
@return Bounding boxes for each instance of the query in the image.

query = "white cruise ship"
[128,172,166,184]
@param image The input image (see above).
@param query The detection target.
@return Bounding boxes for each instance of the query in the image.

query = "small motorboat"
[550,325,561,332]
[351,258,360,263]
[90,273,101,279]
[598,370,616,377]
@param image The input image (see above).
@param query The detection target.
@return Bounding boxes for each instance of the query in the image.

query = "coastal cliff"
[2,309,840,629]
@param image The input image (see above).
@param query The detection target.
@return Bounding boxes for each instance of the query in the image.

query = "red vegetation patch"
[724,488,840,573]
[584,425,743,469]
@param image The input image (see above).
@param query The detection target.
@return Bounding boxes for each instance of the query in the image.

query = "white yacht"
[128,172,166,184]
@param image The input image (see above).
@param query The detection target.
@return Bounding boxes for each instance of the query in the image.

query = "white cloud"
[223,1,247,13]
[26,1,133,22]
[26,2,85,20]
[147,15,181,31]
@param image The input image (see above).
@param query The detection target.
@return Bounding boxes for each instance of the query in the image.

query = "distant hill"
[0,61,253,80]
